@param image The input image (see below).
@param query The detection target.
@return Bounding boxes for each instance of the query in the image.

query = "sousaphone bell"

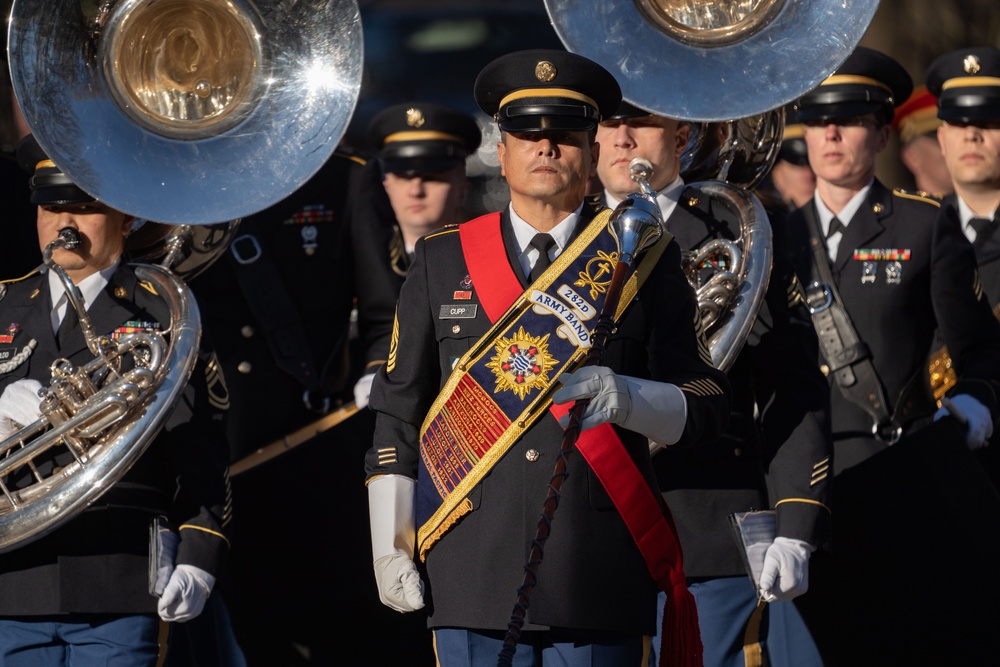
[1,0,363,552]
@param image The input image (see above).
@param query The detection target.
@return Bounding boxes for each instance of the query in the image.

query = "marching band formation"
[0,1,999,666]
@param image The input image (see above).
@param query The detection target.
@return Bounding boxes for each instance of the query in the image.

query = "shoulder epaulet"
[332,143,370,167]
[893,188,941,207]
[424,226,460,242]
[0,267,42,285]
[584,192,605,213]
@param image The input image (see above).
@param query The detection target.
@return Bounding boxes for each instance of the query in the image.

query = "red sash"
[460,212,703,666]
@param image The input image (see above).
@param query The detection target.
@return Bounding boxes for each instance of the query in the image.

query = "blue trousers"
[649,577,823,667]
[433,628,649,666]
[0,614,160,666]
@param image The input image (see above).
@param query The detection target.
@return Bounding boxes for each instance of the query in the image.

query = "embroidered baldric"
[415,210,671,559]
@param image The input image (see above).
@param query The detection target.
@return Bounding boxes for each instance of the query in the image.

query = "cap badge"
[964,55,982,75]
[406,107,425,128]
[535,61,557,83]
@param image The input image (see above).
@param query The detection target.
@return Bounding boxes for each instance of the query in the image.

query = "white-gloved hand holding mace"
[551,365,688,447]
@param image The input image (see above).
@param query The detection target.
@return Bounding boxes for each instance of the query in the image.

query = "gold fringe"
[419,497,474,562]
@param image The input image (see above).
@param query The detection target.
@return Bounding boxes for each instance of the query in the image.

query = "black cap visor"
[796,85,895,124]
[380,139,468,175]
[497,100,599,133]
[29,169,96,206]
[381,156,465,175]
[939,88,1000,124]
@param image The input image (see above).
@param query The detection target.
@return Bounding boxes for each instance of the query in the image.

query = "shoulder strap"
[802,209,900,441]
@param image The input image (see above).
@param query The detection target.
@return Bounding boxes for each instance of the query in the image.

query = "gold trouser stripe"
[742,597,768,667]
[156,620,171,667]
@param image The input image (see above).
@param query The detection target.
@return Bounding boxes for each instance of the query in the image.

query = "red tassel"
[659,575,704,667]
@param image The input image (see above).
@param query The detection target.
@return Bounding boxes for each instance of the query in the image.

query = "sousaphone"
[545,0,879,368]
[0,0,363,552]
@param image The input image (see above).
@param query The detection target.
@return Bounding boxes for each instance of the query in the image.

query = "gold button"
[452,325,461,334]
[820,364,830,376]
[114,286,127,298]
[241,325,254,338]
[237,361,252,374]
[525,449,540,462]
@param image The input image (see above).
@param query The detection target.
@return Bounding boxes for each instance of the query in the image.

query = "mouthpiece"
[57,227,81,249]
[628,158,656,197]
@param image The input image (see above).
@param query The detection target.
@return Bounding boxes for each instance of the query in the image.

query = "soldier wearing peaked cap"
[927,48,1000,491]
[368,101,482,276]
[188,139,431,664]
[928,48,1000,304]
[892,84,952,197]
[784,46,1000,666]
[0,134,233,664]
[593,98,832,667]
[364,49,731,666]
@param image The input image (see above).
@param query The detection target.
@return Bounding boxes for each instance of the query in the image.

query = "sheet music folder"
[728,509,776,591]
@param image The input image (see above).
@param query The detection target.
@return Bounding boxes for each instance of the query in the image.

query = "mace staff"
[498,158,664,666]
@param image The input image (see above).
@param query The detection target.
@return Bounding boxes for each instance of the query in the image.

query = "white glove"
[354,372,376,409]
[759,537,815,602]
[551,366,688,446]
[0,379,44,439]
[157,564,216,623]
[935,394,993,450]
[368,475,424,613]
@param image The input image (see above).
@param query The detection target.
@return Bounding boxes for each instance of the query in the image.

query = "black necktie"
[528,233,556,282]
[56,302,79,351]
[969,217,996,249]
[826,216,846,239]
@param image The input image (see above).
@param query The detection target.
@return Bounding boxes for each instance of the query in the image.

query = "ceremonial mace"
[498,159,665,665]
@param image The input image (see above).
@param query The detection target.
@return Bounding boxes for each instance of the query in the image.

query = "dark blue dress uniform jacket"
[0,264,231,614]
[786,181,1000,471]
[193,150,402,458]
[941,194,1000,485]
[654,191,833,577]
[942,194,1000,306]
[365,204,731,635]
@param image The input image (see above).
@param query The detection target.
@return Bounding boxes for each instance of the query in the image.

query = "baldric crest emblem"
[486,327,558,399]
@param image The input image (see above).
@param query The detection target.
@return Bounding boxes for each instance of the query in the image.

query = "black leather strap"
[804,210,901,442]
